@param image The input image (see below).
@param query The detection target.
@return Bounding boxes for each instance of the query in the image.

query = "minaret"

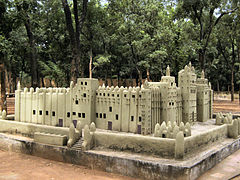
[166,65,170,76]
[178,63,197,124]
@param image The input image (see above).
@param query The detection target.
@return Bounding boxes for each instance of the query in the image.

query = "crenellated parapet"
[154,121,191,139]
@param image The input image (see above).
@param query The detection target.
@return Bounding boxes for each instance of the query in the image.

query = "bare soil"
[213,99,240,114]
[0,149,137,180]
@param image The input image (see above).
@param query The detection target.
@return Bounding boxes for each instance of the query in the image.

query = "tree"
[177,0,238,70]
[14,0,42,88]
[61,0,88,83]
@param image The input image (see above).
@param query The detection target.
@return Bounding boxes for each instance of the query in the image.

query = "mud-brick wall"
[0,120,69,138]
[184,125,228,154]
[93,132,175,157]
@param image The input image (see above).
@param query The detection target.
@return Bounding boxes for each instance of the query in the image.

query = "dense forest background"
[0,0,240,95]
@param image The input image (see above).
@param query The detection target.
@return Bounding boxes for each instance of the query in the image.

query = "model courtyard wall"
[93,131,175,157]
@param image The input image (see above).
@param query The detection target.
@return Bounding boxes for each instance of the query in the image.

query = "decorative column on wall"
[29,87,33,123]
[15,81,21,121]
[42,88,46,125]
[36,87,39,124]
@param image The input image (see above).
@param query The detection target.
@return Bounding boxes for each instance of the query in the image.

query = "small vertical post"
[175,131,184,159]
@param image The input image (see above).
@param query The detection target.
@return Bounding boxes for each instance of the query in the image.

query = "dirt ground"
[1,96,240,180]
[213,99,240,114]
[0,150,137,180]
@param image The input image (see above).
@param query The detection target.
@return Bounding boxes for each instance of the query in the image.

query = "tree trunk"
[147,68,150,81]
[8,71,12,93]
[199,49,205,70]
[24,16,38,89]
[137,69,142,87]
[89,47,92,78]
[231,41,235,102]
[62,0,88,82]
[104,73,108,86]
[117,72,120,87]
[12,73,16,91]
[0,64,7,113]
[217,80,220,92]
[4,69,10,96]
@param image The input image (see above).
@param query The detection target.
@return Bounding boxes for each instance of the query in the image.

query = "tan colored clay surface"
[6,97,240,115]
[0,149,137,180]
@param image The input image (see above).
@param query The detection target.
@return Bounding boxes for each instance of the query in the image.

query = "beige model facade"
[15,63,213,135]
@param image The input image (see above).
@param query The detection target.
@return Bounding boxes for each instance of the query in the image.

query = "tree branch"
[204,8,238,51]
[79,0,88,31]
[73,0,80,48]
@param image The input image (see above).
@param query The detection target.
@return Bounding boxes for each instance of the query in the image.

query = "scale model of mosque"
[15,62,213,135]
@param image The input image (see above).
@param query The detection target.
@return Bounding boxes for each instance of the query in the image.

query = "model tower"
[178,63,197,124]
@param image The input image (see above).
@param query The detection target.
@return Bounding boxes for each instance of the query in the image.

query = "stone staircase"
[70,138,84,151]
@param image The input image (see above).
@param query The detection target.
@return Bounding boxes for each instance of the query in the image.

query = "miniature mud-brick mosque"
[14,63,213,135]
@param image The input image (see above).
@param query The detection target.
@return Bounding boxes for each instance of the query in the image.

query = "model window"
[46,111,49,116]
[100,113,102,118]
[112,94,114,97]
[73,112,76,116]
[169,102,171,106]
[124,94,127,97]
[132,95,135,98]
[109,107,112,112]
[131,116,134,121]
[52,111,55,116]
[139,117,142,122]
[81,82,83,85]
[82,113,85,118]
[139,95,141,98]
[108,93,110,96]
[172,102,174,106]
[78,113,81,118]
[67,112,70,118]
[116,114,118,120]
[85,82,87,85]
[96,113,98,118]
[33,110,36,115]
[75,100,78,104]
[39,110,42,115]
[96,93,98,95]
[83,93,86,97]
[100,93,102,96]
[103,113,106,119]
[103,93,105,96]
[117,94,119,97]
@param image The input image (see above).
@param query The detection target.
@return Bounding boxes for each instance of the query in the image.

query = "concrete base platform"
[0,133,239,180]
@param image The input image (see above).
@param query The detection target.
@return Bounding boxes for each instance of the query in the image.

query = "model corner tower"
[178,62,197,124]
[196,71,212,122]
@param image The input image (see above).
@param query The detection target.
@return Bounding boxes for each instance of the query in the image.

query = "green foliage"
[0,0,239,91]
[39,60,68,87]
